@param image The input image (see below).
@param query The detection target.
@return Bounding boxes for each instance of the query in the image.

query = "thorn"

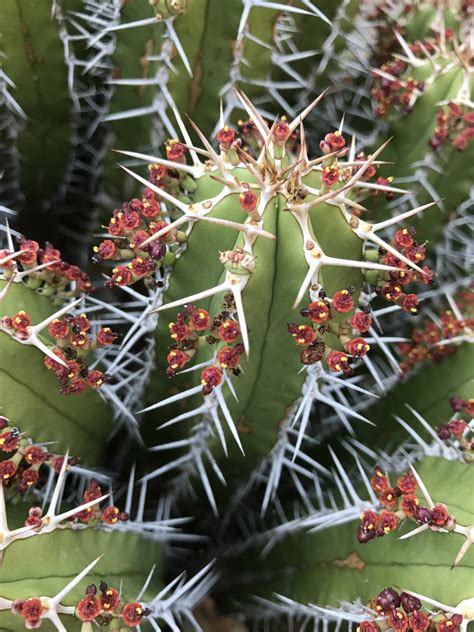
[287,90,328,134]
[113,149,198,175]
[409,463,434,509]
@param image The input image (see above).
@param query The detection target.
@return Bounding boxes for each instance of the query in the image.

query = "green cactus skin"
[0,280,113,464]
[228,457,474,611]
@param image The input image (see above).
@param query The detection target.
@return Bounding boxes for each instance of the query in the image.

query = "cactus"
[0,2,473,631]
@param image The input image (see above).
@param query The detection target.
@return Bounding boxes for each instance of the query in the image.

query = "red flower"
[12,311,32,333]
[24,446,47,465]
[358,621,381,632]
[21,469,40,488]
[345,337,370,357]
[140,199,161,219]
[436,618,462,632]
[408,610,430,632]
[76,595,101,622]
[321,165,340,187]
[400,494,420,517]
[306,300,330,323]
[387,610,409,632]
[402,293,419,315]
[378,510,399,534]
[20,598,43,623]
[169,321,190,341]
[430,503,449,526]
[0,460,17,480]
[239,190,258,212]
[107,266,133,287]
[396,472,417,494]
[352,311,372,332]
[370,466,389,493]
[167,350,190,372]
[101,506,121,525]
[48,318,70,339]
[0,431,19,452]
[97,327,117,346]
[94,239,117,260]
[379,487,398,510]
[100,587,120,611]
[218,320,240,342]
[218,345,243,369]
[166,140,186,161]
[216,126,235,148]
[129,256,156,278]
[188,308,210,331]
[122,603,145,627]
[326,350,350,373]
[394,228,414,248]
[87,370,106,389]
[288,324,316,345]
[201,366,223,395]
[332,289,354,313]
[447,419,468,436]
[321,131,346,151]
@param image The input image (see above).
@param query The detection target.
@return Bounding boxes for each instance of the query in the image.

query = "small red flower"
[370,466,389,493]
[70,331,89,349]
[169,321,190,341]
[87,370,106,388]
[396,472,417,494]
[379,487,398,509]
[239,190,258,212]
[332,289,354,313]
[321,165,340,187]
[140,199,161,219]
[387,610,409,632]
[217,345,243,369]
[18,240,40,265]
[394,228,414,248]
[216,126,235,148]
[436,618,462,632]
[101,506,121,525]
[273,121,290,143]
[201,366,223,395]
[20,598,43,623]
[400,494,420,517]
[97,327,117,346]
[166,140,186,161]
[346,337,370,357]
[24,446,47,465]
[0,460,17,480]
[306,300,330,323]
[351,311,372,333]
[378,510,399,534]
[218,320,240,343]
[321,131,346,151]
[0,431,19,452]
[167,350,190,372]
[107,266,133,287]
[76,595,101,622]
[326,350,350,373]
[72,314,91,333]
[430,503,449,526]
[288,324,316,345]
[21,469,40,488]
[12,311,32,333]
[402,293,419,315]
[447,419,468,436]
[94,239,117,260]
[122,603,145,627]
[100,587,120,611]
[188,308,210,331]
[48,318,70,339]
[408,610,430,632]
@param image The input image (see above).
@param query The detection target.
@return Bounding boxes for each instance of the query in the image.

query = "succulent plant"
[0,1,472,631]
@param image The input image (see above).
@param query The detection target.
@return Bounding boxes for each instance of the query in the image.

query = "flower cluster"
[0,239,92,298]
[436,396,474,461]
[75,582,150,628]
[429,102,474,152]
[1,309,117,395]
[371,58,425,118]
[71,479,129,526]
[358,587,463,632]
[165,294,244,395]
[94,167,189,289]
[398,291,473,376]
[357,466,455,544]
[0,417,76,492]
[375,227,434,314]
[288,288,372,375]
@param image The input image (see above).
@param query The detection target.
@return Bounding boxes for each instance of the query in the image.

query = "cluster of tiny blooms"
[371,30,456,118]
[0,238,92,297]
[429,102,474,152]
[93,145,194,289]
[1,310,117,394]
[0,416,76,491]
[436,396,474,462]
[288,288,372,375]
[318,131,396,207]
[357,587,463,632]
[72,479,130,526]
[374,226,434,314]
[166,294,244,395]
[398,290,473,376]
[358,466,456,544]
